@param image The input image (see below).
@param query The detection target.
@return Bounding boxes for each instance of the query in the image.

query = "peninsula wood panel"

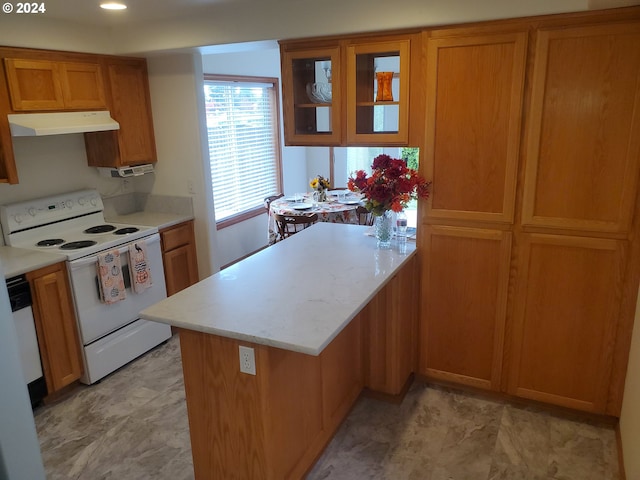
[364,254,418,395]
[522,23,640,234]
[507,234,624,413]
[424,32,526,223]
[178,317,363,480]
[26,262,83,393]
[419,226,511,391]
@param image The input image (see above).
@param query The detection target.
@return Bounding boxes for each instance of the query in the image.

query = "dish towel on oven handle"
[129,240,153,293]
[96,249,126,304]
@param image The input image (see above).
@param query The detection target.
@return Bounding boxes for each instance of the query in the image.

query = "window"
[204,75,282,228]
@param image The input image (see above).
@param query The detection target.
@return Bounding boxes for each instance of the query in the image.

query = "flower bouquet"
[348,154,430,248]
[347,154,431,216]
[310,175,331,202]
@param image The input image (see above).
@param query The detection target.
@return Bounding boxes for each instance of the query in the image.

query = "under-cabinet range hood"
[8,111,120,136]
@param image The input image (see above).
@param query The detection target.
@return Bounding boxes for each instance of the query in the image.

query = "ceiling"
[1,0,639,55]
[39,0,638,28]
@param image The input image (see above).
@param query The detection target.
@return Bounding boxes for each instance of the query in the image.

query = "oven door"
[67,233,167,345]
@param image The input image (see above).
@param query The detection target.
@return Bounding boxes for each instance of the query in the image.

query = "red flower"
[348,154,431,216]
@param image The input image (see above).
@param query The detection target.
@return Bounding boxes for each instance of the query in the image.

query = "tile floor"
[34,334,621,480]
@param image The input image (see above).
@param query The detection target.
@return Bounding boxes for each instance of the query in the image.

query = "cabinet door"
[346,39,410,144]
[59,62,106,109]
[27,263,83,393]
[522,23,640,234]
[364,255,417,396]
[280,46,342,145]
[419,226,511,391]
[507,234,624,413]
[106,60,157,166]
[163,243,199,296]
[4,58,65,110]
[425,32,527,224]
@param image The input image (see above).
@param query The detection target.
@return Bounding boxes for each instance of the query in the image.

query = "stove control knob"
[65,200,73,209]
[78,197,86,205]
[28,208,36,217]
[13,213,23,224]
[90,196,98,206]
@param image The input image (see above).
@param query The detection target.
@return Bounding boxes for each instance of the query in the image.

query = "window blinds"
[204,79,279,222]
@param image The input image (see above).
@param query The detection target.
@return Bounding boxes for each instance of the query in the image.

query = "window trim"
[204,74,283,230]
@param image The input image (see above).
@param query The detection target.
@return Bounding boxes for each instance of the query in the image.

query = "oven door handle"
[67,233,161,270]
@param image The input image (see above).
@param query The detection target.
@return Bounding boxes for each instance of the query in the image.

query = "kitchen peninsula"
[140,222,418,479]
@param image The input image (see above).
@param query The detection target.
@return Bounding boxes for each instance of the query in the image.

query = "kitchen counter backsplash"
[102,193,194,218]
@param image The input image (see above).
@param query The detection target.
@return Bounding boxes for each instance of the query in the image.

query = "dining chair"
[273,213,319,241]
[356,206,374,226]
[264,193,284,213]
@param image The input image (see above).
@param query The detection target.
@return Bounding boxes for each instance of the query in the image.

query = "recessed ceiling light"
[100,2,127,10]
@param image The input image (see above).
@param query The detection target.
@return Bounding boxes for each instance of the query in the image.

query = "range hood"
[8,111,120,137]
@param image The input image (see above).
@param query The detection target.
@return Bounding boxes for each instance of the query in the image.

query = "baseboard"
[616,423,627,480]
[413,374,619,427]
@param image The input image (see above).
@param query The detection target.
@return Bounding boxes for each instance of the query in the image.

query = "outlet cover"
[239,345,256,375]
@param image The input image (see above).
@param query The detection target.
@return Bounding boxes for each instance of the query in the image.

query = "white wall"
[146,53,219,278]
[620,286,640,478]
[0,135,134,212]
[200,45,308,267]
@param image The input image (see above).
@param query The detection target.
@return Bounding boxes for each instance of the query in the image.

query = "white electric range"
[1,189,171,385]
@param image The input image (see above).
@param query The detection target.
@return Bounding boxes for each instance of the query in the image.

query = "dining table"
[267,190,363,243]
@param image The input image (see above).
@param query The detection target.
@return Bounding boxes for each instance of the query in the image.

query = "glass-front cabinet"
[280,36,413,146]
[346,40,410,144]
[280,46,342,145]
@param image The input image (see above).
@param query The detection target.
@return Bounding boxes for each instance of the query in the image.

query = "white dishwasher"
[7,275,47,407]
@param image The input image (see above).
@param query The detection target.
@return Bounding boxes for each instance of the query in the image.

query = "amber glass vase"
[375,72,394,102]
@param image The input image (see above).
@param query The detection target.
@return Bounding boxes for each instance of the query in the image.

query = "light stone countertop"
[140,222,416,356]
[105,211,194,230]
[0,246,67,278]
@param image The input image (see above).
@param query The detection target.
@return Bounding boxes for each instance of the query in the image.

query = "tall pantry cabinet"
[419,16,640,415]
[420,30,527,391]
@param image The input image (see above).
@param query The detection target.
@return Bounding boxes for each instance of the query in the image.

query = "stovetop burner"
[114,227,140,235]
[37,238,65,247]
[60,240,98,250]
[84,225,116,234]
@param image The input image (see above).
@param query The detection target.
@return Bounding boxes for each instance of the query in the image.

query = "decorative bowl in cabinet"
[306,82,332,103]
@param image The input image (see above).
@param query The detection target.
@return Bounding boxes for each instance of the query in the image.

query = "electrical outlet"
[239,346,256,375]
[187,179,196,195]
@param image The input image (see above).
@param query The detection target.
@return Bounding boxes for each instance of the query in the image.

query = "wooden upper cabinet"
[522,23,640,234]
[346,39,410,145]
[59,62,106,109]
[507,234,624,413]
[280,34,417,146]
[4,58,64,110]
[424,32,527,224]
[4,58,106,111]
[281,46,342,145]
[86,59,157,167]
[419,226,511,391]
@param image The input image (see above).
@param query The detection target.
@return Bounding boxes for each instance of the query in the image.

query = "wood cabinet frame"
[424,32,527,224]
[25,262,83,393]
[521,23,640,234]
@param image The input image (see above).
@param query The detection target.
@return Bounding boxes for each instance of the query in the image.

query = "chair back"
[264,193,284,212]
[356,206,374,226]
[273,213,318,241]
